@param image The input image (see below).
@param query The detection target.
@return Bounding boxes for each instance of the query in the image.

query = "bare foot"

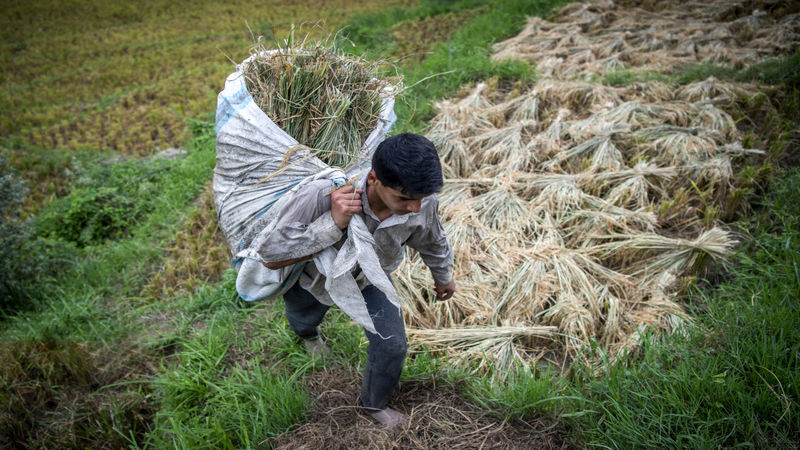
[368,407,409,428]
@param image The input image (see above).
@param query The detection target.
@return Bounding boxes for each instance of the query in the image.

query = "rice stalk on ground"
[395,0,793,374]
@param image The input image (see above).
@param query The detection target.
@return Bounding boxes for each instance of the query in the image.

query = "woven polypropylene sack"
[213,51,401,335]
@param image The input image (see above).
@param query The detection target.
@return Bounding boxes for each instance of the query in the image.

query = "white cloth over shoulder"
[213,51,399,335]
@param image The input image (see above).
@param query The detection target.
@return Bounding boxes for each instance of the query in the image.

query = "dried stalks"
[394,0,792,374]
[243,32,392,167]
[492,0,800,79]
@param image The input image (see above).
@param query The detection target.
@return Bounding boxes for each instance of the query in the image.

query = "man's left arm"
[406,195,456,300]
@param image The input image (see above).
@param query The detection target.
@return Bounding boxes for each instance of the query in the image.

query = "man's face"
[368,171,426,216]
[377,183,425,215]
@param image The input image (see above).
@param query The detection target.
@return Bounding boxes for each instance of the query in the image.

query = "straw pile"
[492,0,800,79]
[242,37,390,167]
[395,0,796,373]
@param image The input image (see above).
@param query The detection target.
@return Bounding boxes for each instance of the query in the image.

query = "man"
[259,133,455,427]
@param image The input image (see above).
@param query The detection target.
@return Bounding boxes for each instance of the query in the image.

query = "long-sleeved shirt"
[256,173,454,306]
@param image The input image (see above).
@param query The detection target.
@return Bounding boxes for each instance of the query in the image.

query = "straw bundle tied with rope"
[396,0,795,374]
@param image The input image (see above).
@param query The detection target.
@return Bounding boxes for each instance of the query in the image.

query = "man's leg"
[360,284,408,414]
[283,281,330,340]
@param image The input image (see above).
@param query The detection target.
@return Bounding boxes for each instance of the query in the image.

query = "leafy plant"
[36,158,173,247]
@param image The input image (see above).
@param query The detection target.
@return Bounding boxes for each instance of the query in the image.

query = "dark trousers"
[283,281,408,410]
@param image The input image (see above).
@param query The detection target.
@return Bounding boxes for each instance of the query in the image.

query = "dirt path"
[270,367,572,449]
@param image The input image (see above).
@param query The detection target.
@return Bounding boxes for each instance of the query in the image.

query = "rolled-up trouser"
[282,281,407,410]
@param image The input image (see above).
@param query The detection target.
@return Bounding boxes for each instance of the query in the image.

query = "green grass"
[143,279,310,449]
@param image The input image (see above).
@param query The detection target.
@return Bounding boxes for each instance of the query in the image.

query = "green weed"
[3,142,96,215]
[0,155,76,314]
[148,361,307,449]
[33,121,214,248]
[601,69,670,86]
[676,49,800,88]
[0,340,153,449]
[142,274,315,448]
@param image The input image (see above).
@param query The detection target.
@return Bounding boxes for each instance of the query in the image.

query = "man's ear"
[367,170,378,186]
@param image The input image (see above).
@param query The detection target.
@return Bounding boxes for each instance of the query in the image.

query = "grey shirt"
[256,174,454,305]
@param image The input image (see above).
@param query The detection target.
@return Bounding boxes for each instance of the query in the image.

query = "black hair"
[371,133,443,197]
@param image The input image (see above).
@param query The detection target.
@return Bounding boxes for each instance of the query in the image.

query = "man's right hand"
[330,184,363,229]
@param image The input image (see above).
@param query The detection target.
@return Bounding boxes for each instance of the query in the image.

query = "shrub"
[36,158,172,247]
[0,155,74,314]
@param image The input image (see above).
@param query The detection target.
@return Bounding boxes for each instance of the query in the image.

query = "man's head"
[371,133,443,197]
[368,133,443,215]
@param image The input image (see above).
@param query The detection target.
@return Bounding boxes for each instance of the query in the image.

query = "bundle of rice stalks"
[603,168,659,209]
[586,227,737,279]
[689,103,739,140]
[638,128,719,166]
[674,77,742,102]
[440,207,496,257]
[625,82,674,103]
[542,134,624,172]
[527,108,572,155]
[242,35,393,167]
[407,325,558,372]
[428,83,495,177]
[532,79,623,114]
[469,121,540,170]
[470,182,534,235]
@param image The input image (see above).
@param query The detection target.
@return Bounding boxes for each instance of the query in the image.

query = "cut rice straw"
[243,29,395,168]
[393,0,790,373]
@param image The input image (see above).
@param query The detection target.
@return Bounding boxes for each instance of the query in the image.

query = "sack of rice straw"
[213,38,402,336]
[214,38,396,257]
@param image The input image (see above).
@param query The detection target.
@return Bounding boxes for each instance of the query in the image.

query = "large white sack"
[213,51,400,335]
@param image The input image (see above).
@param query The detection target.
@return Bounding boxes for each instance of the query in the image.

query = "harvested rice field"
[2,0,798,448]
[492,0,800,78]
[0,0,406,156]
[395,0,799,372]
